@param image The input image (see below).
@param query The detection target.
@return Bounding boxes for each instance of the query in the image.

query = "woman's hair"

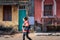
[24,17,28,21]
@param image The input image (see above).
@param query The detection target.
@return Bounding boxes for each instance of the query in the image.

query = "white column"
[42,0,45,17]
[53,0,56,16]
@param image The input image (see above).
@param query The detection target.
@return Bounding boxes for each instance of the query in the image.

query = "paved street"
[0,33,60,40]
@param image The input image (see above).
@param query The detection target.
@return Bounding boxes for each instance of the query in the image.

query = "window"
[28,7,34,16]
[19,5,25,9]
[3,5,12,21]
[44,5,53,16]
[28,0,34,16]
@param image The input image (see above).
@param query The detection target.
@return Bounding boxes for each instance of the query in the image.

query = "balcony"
[0,0,29,5]
[0,0,19,5]
[42,16,55,18]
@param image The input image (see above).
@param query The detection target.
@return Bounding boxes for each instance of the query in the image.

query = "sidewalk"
[0,33,60,40]
[0,33,35,40]
[1,32,60,38]
[35,32,60,36]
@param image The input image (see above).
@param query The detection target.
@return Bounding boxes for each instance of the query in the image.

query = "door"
[18,7,26,31]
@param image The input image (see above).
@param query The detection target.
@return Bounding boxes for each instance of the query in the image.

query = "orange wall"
[44,0,53,4]
[34,0,54,23]
[34,0,42,23]
[56,0,60,18]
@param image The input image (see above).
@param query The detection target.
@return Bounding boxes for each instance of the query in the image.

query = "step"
[35,33,60,36]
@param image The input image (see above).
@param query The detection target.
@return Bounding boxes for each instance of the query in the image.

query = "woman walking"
[22,17,32,40]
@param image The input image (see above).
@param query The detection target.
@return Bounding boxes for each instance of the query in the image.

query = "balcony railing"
[0,0,19,2]
[0,0,29,5]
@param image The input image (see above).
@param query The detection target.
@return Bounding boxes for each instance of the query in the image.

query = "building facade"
[0,0,60,32]
[0,0,30,31]
[34,0,60,32]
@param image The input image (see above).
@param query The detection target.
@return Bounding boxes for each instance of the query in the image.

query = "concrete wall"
[0,5,18,30]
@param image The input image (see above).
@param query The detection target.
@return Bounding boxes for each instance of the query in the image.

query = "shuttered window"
[3,5,12,21]
[44,5,53,16]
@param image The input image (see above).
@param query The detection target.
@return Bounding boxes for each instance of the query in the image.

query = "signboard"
[28,17,34,25]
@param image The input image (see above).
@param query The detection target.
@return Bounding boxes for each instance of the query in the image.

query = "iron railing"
[0,0,29,5]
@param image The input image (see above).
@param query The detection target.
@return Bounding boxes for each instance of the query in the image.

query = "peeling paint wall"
[0,5,18,30]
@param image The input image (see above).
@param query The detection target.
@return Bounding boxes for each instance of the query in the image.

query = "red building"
[34,0,60,32]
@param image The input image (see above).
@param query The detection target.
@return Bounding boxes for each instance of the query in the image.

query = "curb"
[35,33,60,36]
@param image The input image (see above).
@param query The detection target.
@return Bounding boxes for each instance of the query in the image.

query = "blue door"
[18,9,26,31]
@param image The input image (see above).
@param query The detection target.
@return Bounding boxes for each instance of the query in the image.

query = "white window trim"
[41,0,45,17]
[53,0,56,16]
[42,0,56,18]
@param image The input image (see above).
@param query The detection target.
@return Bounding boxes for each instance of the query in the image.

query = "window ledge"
[41,16,55,18]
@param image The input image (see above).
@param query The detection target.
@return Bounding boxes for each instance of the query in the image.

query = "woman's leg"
[26,32,32,40]
[23,32,26,40]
